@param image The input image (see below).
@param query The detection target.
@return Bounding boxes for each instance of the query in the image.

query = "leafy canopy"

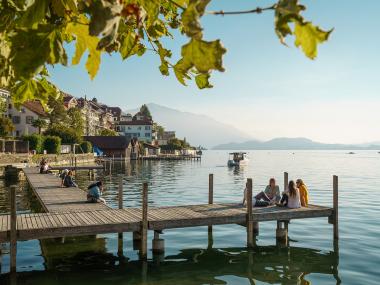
[0,0,332,104]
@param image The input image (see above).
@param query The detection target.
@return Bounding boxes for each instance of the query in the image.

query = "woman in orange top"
[296,179,309,207]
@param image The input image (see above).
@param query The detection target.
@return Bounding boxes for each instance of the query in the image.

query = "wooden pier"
[0,168,338,272]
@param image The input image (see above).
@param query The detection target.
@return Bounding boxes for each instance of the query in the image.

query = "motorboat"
[227,152,249,167]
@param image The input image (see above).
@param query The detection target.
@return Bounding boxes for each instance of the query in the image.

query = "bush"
[76,141,92,153]
[43,136,61,154]
[23,134,44,153]
[44,124,82,144]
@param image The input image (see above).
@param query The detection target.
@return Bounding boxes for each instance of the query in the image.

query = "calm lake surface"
[1,150,380,284]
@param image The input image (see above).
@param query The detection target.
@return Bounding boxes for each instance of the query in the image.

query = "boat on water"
[227,152,249,167]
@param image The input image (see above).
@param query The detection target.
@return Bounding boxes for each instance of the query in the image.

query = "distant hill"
[213,137,380,150]
[125,103,252,147]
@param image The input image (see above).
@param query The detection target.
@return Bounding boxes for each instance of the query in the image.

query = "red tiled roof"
[23,101,48,117]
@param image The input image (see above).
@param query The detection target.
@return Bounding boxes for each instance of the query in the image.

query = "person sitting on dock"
[242,178,280,207]
[87,181,106,204]
[276,180,301,208]
[253,178,281,205]
[59,169,69,187]
[63,171,78,187]
[39,159,51,174]
[296,179,309,207]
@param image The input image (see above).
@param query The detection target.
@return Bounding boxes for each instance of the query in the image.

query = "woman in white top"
[276,180,301,208]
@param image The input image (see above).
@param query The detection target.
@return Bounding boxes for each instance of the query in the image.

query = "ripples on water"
[0,150,380,285]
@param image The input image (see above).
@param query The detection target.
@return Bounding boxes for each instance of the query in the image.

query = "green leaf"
[139,0,160,28]
[174,38,226,87]
[181,38,226,73]
[181,0,211,39]
[173,59,191,85]
[294,21,332,59]
[120,31,138,59]
[156,41,171,76]
[88,0,122,49]
[17,0,49,28]
[66,21,101,79]
[195,73,212,89]
[11,78,59,107]
[10,26,67,79]
[274,0,305,43]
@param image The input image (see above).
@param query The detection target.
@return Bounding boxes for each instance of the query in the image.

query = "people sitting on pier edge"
[59,169,69,187]
[39,158,51,174]
[242,178,281,207]
[296,178,309,207]
[63,170,78,188]
[276,180,301,208]
[87,181,106,204]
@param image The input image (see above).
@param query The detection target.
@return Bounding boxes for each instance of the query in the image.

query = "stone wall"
[0,153,95,166]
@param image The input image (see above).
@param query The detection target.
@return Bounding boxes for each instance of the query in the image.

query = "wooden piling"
[118,176,123,209]
[276,221,288,246]
[333,175,339,240]
[284,172,289,191]
[208,174,213,204]
[208,174,213,237]
[140,182,148,259]
[10,185,17,272]
[246,178,254,248]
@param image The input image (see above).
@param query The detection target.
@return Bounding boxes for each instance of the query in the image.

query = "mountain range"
[212,137,380,150]
[125,103,252,147]
[125,104,380,150]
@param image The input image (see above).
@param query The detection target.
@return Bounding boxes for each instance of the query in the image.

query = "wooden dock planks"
[0,203,333,243]
[23,167,109,213]
[0,167,334,244]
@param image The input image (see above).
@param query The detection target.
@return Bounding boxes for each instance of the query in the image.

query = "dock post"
[333,175,339,240]
[208,174,214,247]
[10,185,17,273]
[140,182,148,260]
[152,230,165,259]
[246,178,254,248]
[118,176,123,209]
[208,173,213,204]
[117,175,124,256]
[74,157,77,170]
[276,221,288,246]
[284,172,289,191]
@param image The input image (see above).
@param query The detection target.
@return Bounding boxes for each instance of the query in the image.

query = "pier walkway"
[0,168,338,271]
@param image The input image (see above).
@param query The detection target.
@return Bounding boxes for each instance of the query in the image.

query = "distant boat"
[348,152,355,154]
[227,152,249,167]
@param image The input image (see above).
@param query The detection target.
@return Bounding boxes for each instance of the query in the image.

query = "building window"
[8,103,12,109]
[145,133,150,137]
[26,116,34,124]
[145,126,150,130]
[128,126,131,130]
[12,116,20,124]
[21,108,26,113]
[16,130,20,137]
[137,126,141,130]
[137,133,140,137]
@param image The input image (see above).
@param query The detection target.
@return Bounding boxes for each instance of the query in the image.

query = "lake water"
[0,150,380,284]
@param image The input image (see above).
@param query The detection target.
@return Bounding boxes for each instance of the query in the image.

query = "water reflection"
[0,242,340,285]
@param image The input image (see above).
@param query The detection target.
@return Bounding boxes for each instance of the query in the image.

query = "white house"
[6,100,49,137]
[116,112,153,142]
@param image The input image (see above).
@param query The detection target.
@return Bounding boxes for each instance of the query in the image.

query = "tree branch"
[207,4,276,16]
[168,0,185,11]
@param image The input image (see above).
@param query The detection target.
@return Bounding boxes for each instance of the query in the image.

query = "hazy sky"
[49,0,380,144]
